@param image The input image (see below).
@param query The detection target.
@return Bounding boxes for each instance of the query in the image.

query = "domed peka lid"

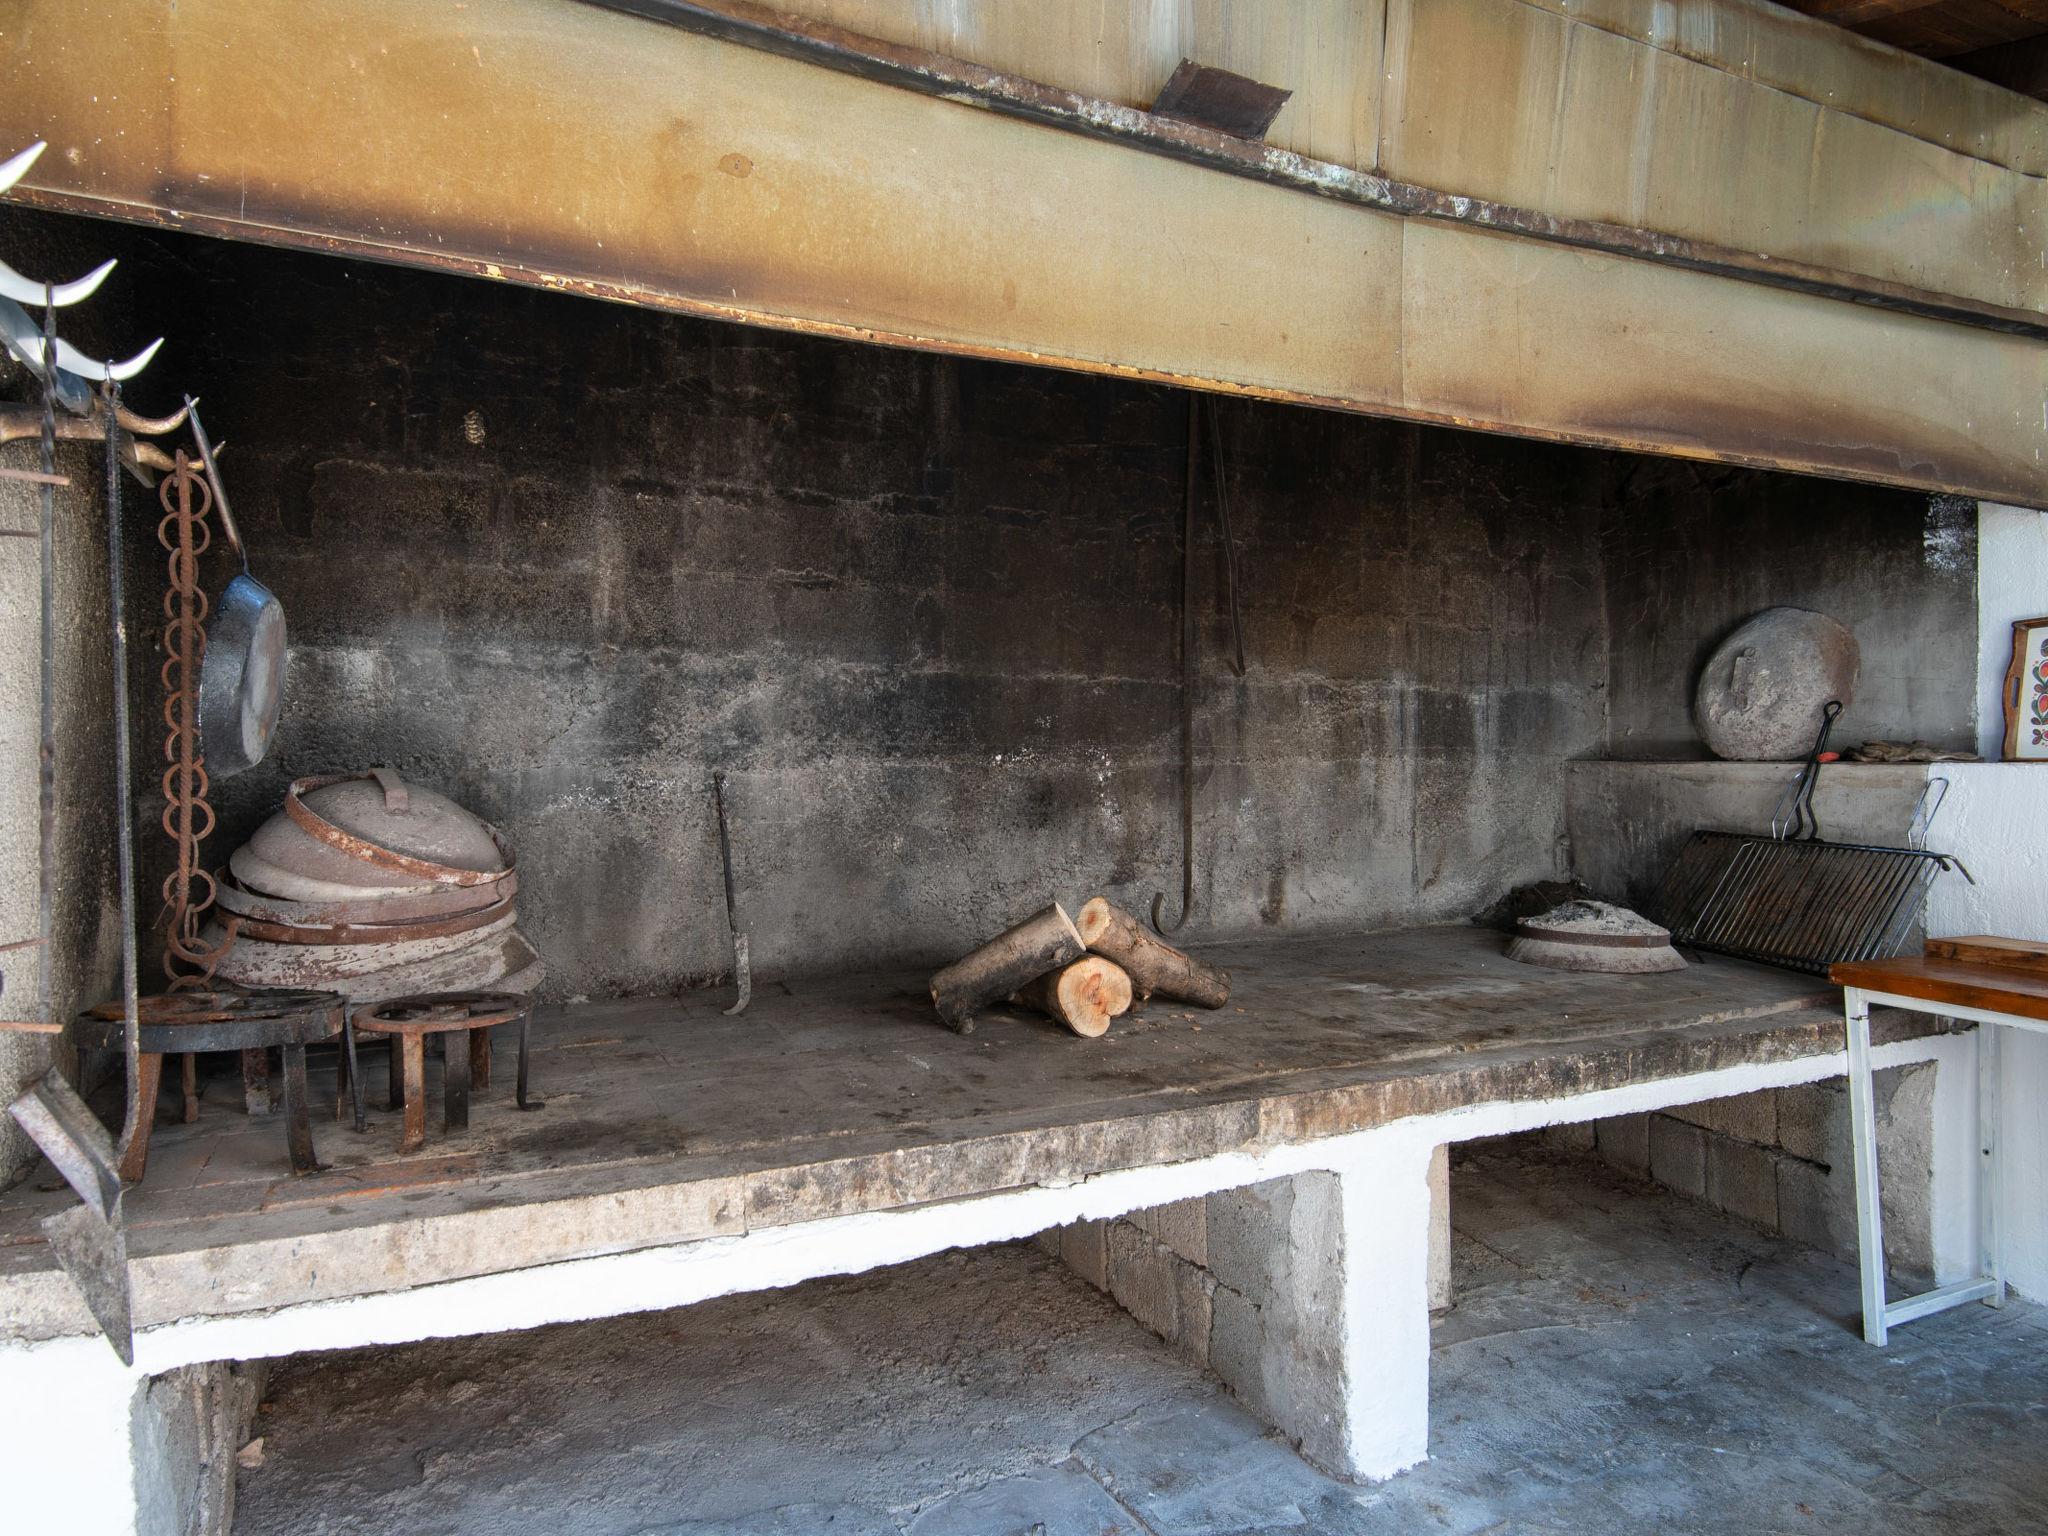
[1515,899,1670,943]
[254,768,512,888]
[1507,899,1685,974]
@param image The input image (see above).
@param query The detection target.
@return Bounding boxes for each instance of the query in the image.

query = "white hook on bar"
[0,255,117,309]
[0,140,46,194]
[2,327,161,382]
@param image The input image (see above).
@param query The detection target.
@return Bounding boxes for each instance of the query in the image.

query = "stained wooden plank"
[1926,935,2048,971]
[1784,0,2048,57]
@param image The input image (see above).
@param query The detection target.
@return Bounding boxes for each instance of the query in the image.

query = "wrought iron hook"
[1152,395,1201,936]
[713,771,751,1014]
[1204,395,1246,679]
[1163,868,1196,937]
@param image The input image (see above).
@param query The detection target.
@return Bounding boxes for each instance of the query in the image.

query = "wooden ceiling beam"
[1950,29,2048,94]
[1781,0,1956,25]
[1783,0,2048,58]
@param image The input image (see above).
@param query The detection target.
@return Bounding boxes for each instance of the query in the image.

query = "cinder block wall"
[1038,1149,1453,1392]
[1049,1077,1938,1370]
[1550,1064,1939,1283]
[1039,1196,1219,1368]
[7,207,1976,1006]
[137,1361,267,1536]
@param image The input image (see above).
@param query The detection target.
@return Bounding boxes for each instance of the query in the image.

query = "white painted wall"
[1976,503,2048,761]
[1932,502,2048,1300]
[1925,767,2048,1302]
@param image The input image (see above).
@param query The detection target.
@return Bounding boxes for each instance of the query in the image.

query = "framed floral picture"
[2004,615,2048,761]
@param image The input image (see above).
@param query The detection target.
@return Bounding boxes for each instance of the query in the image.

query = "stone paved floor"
[234,1144,2048,1534]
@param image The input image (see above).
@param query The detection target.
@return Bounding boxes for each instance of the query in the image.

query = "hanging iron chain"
[157,448,236,987]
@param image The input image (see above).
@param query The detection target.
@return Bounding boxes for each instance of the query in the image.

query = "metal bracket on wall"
[1150,59,1291,141]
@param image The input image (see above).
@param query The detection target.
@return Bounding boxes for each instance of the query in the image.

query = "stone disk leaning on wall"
[1694,607,1859,761]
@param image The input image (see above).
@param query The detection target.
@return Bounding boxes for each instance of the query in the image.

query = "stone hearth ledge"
[0,926,1986,1531]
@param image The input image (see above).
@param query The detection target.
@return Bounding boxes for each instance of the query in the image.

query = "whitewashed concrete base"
[1304,1135,1435,1479]
[5,1337,147,1533]
[0,1030,1975,1531]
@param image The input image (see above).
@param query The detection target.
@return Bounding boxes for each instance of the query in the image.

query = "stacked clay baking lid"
[206,769,544,1003]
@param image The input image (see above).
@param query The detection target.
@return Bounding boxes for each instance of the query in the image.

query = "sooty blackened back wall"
[56,219,1969,999]
[1602,463,1977,760]
[92,231,1604,996]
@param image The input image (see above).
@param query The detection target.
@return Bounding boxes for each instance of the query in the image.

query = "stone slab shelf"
[0,924,1945,1344]
[0,923,1984,1530]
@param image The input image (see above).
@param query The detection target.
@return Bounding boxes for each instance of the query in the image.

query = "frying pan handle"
[184,395,247,573]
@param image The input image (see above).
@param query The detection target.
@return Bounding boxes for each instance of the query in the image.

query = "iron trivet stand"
[345,990,542,1153]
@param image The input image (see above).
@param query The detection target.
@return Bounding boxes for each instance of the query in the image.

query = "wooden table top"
[1831,941,2048,1024]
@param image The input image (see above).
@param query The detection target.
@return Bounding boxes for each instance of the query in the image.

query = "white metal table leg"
[1843,987,1889,1346]
[1978,1023,2005,1309]
[1845,989,2009,1345]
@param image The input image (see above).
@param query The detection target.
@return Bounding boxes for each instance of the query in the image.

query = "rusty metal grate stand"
[346,991,541,1153]
[74,990,346,1178]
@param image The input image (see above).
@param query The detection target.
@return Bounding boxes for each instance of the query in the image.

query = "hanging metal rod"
[1152,395,1201,938]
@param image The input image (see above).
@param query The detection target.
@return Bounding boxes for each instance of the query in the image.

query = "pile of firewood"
[928,898,1230,1036]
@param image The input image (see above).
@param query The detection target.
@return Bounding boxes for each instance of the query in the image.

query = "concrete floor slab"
[656,1506,896,1535]
[903,1464,1136,1536]
[234,1145,2046,1535]
[1072,1395,1331,1533]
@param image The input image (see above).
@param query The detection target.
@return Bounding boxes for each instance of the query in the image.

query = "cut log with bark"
[929,902,1086,1033]
[1012,956,1134,1038]
[1076,897,1231,1007]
